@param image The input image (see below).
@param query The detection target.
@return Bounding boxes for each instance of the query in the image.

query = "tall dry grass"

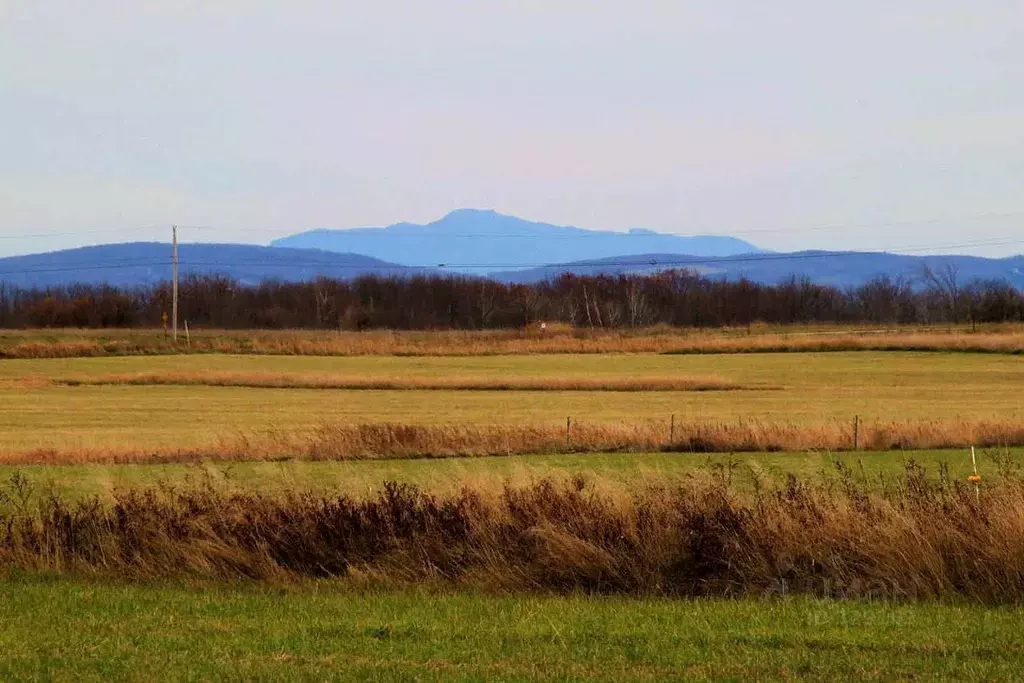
[3,461,1024,601]
[5,418,1024,466]
[2,325,1023,358]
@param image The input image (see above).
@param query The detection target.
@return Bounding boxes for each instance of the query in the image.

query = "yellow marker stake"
[969,446,981,504]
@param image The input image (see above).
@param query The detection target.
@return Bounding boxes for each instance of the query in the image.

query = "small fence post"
[669,414,675,444]
[853,415,860,451]
[566,416,571,450]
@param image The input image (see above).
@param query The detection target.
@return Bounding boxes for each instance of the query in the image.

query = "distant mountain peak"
[428,208,521,233]
[271,211,762,273]
[442,208,501,219]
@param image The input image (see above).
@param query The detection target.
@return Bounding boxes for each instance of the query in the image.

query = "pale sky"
[2,1,1023,258]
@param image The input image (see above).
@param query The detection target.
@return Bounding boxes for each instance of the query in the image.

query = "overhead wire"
[0,225,217,241]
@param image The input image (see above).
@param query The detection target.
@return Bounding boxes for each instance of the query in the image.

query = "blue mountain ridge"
[1,209,1021,290]
[270,208,763,272]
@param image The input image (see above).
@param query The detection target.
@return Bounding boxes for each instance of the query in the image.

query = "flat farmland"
[3,339,1024,681]
[0,351,1021,452]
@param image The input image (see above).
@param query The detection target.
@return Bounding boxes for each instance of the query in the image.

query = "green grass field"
[3,448,1018,502]
[1,351,1021,451]
[2,577,1022,681]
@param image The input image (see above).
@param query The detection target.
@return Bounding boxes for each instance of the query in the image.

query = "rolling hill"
[490,251,1024,288]
[0,243,428,288]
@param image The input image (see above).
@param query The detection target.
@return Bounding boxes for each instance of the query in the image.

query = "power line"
[0,260,172,276]
[0,225,216,240]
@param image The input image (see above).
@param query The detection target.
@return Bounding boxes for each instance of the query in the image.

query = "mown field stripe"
[48,371,774,392]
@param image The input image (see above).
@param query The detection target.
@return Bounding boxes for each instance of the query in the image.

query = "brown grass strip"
[52,371,763,392]
[2,465,1024,601]
[3,418,1023,466]
[2,325,1024,358]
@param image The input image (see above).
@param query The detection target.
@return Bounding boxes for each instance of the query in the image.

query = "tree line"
[0,266,1022,330]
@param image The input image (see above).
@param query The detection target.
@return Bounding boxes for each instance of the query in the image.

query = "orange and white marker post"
[968,446,981,504]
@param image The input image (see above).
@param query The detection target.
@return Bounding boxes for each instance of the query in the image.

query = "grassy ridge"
[4,578,1022,681]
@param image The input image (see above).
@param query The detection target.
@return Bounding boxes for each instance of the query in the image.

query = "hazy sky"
[2,1,1023,258]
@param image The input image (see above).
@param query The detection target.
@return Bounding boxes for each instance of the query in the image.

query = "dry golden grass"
[6,351,1018,454]
[50,371,762,392]
[4,462,1024,601]
[4,418,1023,466]
[660,330,1024,355]
[2,324,1023,358]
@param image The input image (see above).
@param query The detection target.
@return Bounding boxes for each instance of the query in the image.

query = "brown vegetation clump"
[52,371,759,393]
[3,418,1023,466]
[2,461,1024,602]
[0,340,138,359]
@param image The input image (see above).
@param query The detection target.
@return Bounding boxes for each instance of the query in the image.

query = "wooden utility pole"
[172,225,179,342]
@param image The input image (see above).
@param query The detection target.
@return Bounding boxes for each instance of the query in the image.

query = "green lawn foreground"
[0,577,1022,681]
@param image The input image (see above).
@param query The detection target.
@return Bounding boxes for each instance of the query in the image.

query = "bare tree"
[921,262,962,322]
[856,275,914,323]
[477,281,497,328]
[626,279,651,328]
[582,284,595,328]
[312,277,334,328]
